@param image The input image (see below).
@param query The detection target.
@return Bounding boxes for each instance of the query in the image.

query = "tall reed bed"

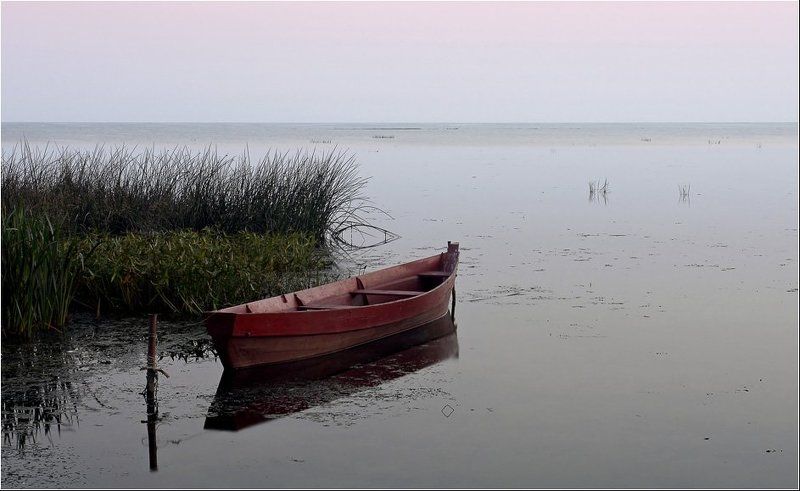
[2,143,371,241]
[1,208,84,338]
[1,143,379,338]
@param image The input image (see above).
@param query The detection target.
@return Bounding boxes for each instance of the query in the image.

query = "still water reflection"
[2,336,82,453]
[141,316,458,477]
[0,313,460,484]
[204,315,458,432]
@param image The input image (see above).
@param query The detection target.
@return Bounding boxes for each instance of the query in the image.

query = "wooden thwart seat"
[417,271,451,278]
[351,289,424,297]
[298,304,354,311]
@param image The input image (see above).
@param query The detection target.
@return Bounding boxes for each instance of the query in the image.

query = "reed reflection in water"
[1,339,82,452]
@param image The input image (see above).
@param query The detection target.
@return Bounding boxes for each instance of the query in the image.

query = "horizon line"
[2,121,799,125]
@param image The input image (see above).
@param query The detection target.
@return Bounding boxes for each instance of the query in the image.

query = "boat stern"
[443,241,459,274]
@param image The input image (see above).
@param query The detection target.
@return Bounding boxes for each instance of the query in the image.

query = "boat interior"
[293,269,451,311]
[226,245,458,315]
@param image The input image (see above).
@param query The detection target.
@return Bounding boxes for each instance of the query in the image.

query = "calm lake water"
[2,123,798,488]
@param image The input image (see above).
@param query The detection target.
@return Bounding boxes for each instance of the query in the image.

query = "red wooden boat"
[205,242,459,370]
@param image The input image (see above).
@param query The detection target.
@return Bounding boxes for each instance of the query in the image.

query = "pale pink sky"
[2,1,798,122]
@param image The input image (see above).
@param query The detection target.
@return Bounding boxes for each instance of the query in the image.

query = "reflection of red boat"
[205,242,459,370]
[204,314,459,431]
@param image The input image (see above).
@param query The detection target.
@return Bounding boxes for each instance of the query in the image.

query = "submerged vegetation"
[1,143,379,338]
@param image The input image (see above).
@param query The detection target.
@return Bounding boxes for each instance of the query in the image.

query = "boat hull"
[211,288,452,369]
[205,242,459,370]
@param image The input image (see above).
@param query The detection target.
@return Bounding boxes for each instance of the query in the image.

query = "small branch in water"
[331,223,400,250]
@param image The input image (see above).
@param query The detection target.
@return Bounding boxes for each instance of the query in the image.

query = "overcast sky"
[2,1,798,123]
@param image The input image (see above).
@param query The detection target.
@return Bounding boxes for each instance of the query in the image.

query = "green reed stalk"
[1,143,373,243]
[1,207,84,338]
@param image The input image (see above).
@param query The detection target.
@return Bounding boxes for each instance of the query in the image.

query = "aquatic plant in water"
[1,208,85,338]
[588,178,609,197]
[1,143,392,336]
[1,143,379,245]
[75,229,336,315]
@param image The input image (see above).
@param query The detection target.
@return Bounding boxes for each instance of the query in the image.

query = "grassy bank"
[1,144,376,338]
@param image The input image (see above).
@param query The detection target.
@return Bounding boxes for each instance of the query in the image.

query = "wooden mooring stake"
[143,314,169,395]
[142,314,168,472]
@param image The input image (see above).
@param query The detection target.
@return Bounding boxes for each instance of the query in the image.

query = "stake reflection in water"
[144,389,158,472]
[204,313,459,432]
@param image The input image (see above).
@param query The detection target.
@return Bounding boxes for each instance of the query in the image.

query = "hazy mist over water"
[3,122,797,152]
